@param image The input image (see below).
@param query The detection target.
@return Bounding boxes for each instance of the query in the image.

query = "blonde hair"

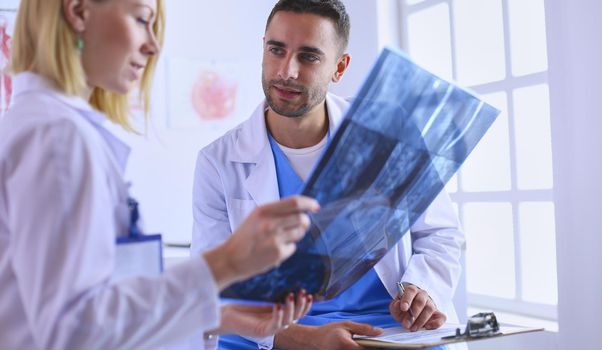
[11,0,165,131]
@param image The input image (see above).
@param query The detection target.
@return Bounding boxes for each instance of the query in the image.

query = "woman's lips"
[129,62,145,80]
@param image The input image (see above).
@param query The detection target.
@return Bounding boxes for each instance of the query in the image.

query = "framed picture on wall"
[0,2,19,116]
[165,57,262,135]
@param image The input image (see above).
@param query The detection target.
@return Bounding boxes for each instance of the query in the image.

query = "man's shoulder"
[327,92,354,106]
[199,123,239,162]
[199,110,261,162]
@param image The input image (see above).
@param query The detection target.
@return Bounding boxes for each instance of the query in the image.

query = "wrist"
[205,305,230,336]
[274,324,315,349]
[202,244,240,290]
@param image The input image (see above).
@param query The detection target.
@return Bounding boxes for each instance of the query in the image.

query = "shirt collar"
[12,72,131,172]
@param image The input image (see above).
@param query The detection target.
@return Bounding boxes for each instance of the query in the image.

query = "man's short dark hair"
[266,0,351,52]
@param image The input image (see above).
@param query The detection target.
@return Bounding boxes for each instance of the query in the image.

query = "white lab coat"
[0,72,220,350]
[192,93,466,348]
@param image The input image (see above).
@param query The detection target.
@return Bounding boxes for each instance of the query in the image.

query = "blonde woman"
[0,0,316,349]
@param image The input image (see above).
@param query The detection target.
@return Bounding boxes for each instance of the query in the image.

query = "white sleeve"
[8,121,220,350]
[192,151,277,349]
[400,190,465,309]
[191,150,233,254]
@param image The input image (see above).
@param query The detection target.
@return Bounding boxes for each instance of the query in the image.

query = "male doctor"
[192,0,465,349]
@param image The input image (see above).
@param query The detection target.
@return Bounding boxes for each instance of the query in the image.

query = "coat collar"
[230,92,350,205]
[12,72,131,172]
[13,72,101,121]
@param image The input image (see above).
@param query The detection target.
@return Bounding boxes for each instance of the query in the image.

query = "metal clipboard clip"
[441,312,500,340]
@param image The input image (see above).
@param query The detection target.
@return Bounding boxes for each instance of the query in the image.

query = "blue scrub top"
[266,133,396,326]
[219,133,445,350]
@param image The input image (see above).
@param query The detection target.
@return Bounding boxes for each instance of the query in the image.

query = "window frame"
[398,0,557,321]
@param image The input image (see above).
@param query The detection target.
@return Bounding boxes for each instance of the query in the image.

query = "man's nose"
[277,55,299,81]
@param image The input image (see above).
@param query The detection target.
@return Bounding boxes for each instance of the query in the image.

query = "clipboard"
[354,312,544,348]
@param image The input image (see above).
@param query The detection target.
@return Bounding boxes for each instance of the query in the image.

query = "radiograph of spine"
[220,48,500,302]
[191,70,237,121]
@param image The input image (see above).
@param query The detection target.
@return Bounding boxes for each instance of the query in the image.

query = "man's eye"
[301,53,319,62]
[269,47,284,55]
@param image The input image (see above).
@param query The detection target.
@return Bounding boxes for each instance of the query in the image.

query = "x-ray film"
[221,47,500,302]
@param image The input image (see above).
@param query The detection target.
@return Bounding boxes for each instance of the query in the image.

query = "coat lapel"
[244,146,280,205]
[231,93,349,206]
[229,101,280,205]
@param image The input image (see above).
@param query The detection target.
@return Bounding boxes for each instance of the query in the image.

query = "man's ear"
[332,53,351,83]
[63,0,87,32]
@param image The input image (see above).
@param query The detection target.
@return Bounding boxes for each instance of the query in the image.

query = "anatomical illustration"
[191,69,238,121]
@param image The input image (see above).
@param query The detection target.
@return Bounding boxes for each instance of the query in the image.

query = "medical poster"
[166,57,260,132]
[221,47,500,302]
[0,2,18,117]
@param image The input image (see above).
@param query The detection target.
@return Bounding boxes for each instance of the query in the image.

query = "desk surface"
[163,246,190,268]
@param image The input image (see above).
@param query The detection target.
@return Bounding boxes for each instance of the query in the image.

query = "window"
[400,0,557,321]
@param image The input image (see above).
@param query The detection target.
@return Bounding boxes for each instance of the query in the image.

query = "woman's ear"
[62,0,87,32]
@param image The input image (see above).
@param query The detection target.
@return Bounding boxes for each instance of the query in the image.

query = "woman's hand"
[208,290,313,338]
[204,196,319,289]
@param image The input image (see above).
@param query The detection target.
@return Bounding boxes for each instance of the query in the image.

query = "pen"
[396,282,415,319]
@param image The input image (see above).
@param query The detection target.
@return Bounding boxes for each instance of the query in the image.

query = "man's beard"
[262,77,327,118]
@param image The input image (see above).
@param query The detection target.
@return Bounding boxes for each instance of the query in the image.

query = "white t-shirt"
[275,134,328,181]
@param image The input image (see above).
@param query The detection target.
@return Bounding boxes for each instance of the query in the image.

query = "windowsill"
[467,306,558,332]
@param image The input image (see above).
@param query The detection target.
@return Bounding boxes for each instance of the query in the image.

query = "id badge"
[113,234,164,282]
[112,197,163,282]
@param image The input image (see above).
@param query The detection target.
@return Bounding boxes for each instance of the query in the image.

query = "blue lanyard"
[127,197,141,237]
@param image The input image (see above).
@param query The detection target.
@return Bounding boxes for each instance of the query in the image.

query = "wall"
[472,0,602,349]
[546,0,602,349]
[122,0,382,244]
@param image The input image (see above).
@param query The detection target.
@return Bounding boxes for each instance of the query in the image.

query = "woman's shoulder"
[5,91,81,124]
[5,88,102,130]
[0,93,101,160]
